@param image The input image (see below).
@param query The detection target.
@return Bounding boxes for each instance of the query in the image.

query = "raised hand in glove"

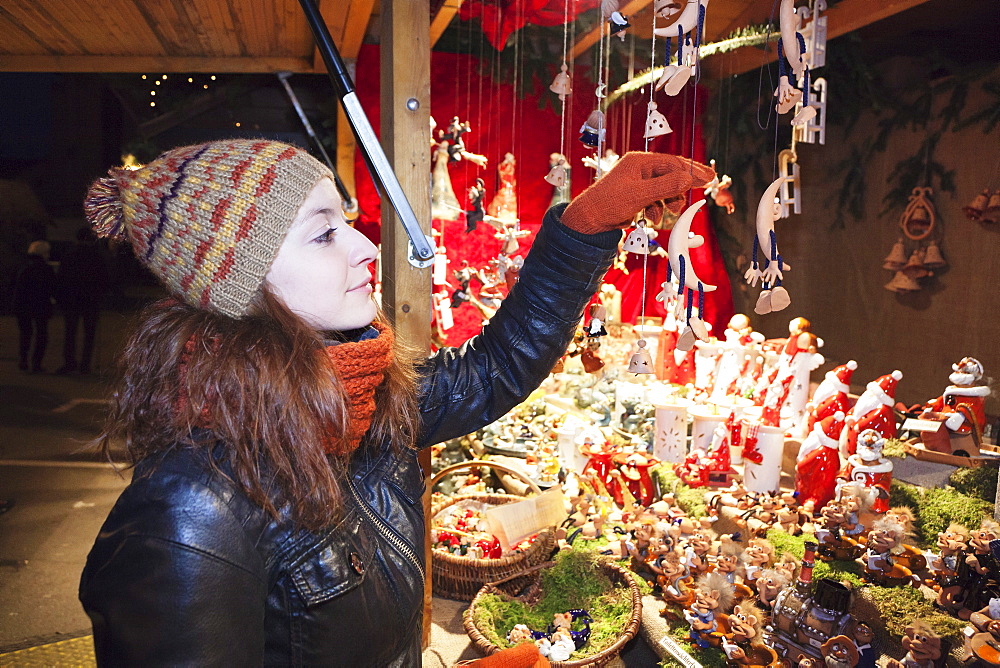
[561,151,715,235]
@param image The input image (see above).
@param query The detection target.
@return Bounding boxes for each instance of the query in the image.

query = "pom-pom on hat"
[834,360,858,384]
[83,139,331,319]
[876,369,903,398]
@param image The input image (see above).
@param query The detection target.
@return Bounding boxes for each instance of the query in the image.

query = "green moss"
[860,585,965,642]
[652,466,708,518]
[666,621,728,668]
[948,466,999,504]
[888,479,992,545]
[765,528,810,559]
[812,558,866,588]
[882,437,909,459]
[469,549,637,660]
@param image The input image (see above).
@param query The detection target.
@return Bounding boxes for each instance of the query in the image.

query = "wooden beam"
[0,54,314,74]
[312,0,349,73]
[379,0,433,644]
[336,105,357,206]
[341,0,377,60]
[430,0,464,48]
[702,0,934,78]
[571,0,652,60]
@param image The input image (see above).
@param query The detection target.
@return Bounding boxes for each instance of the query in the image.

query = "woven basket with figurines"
[462,551,643,667]
[430,461,557,601]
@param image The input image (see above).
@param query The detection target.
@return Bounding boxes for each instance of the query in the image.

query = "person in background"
[55,226,110,375]
[78,138,713,666]
[13,240,55,373]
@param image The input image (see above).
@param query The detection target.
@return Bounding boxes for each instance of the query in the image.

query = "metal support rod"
[276,71,358,213]
[297,0,434,261]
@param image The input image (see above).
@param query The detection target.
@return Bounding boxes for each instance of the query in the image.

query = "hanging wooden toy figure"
[745,178,792,315]
[465,178,487,233]
[580,110,607,148]
[602,0,631,39]
[705,160,735,214]
[586,304,608,337]
[776,0,813,124]
[643,101,672,138]
[487,152,518,225]
[666,200,716,352]
[653,0,710,96]
[430,140,461,221]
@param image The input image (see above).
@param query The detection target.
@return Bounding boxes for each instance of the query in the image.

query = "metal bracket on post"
[297,0,434,263]
[408,235,435,268]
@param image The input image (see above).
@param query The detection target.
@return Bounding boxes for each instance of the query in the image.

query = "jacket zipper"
[348,480,425,587]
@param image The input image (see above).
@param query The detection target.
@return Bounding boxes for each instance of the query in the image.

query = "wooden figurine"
[745,177,791,315]
[885,621,942,668]
[860,516,920,587]
[667,199,716,349]
[685,572,734,648]
[820,636,859,668]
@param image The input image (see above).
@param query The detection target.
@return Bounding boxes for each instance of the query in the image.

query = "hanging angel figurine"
[430,140,461,221]
[745,177,792,315]
[666,200,716,352]
[440,116,488,167]
[704,160,735,214]
[465,178,487,233]
[487,153,519,225]
[602,0,631,40]
[653,0,710,96]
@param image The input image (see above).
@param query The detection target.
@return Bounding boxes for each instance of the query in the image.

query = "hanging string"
[756,0,781,131]
[645,3,656,152]
[595,22,607,178]
[557,0,571,162]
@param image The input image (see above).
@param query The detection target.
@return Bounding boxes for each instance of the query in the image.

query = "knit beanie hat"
[83,139,332,318]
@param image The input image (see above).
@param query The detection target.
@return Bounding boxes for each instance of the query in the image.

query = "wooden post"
[380,0,433,648]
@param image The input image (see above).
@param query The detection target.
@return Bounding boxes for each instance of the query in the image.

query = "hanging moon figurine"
[653,0,707,38]
[754,177,791,286]
[667,199,717,293]
[779,0,804,80]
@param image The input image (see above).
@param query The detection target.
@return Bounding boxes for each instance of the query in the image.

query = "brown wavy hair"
[96,289,419,531]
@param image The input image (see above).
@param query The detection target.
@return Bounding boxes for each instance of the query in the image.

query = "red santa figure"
[807,361,858,432]
[761,374,794,428]
[921,356,990,439]
[796,411,845,510]
[842,370,902,456]
[837,428,892,513]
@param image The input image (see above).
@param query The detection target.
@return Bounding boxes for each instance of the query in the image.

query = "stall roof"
[0,0,937,75]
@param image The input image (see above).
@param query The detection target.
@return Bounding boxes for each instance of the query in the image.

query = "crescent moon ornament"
[779,0,804,80]
[747,177,792,314]
[653,0,707,38]
[667,199,715,348]
[595,83,607,99]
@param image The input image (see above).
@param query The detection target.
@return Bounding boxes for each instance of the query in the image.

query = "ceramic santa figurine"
[842,370,902,457]
[807,360,858,432]
[776,317,825,436]
[837,429,893,514]
[921,356,990,442]
[796,411,845,510]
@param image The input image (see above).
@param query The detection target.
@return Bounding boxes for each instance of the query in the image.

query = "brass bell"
[882,238,907,270]
[963,189,990,221]
[902,248,927,277]
[922,240,946,269]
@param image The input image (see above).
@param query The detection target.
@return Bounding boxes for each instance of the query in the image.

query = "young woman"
[79,138,712,666]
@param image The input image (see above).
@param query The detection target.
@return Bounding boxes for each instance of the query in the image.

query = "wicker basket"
[430,461,556,601]
[462,559,643,668]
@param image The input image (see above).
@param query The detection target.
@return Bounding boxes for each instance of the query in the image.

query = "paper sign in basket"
[485,487,566,550]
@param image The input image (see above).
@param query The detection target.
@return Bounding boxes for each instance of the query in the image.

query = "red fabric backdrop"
[354,44,733,346]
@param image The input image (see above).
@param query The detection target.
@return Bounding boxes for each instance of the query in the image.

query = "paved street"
[0,311,132,652]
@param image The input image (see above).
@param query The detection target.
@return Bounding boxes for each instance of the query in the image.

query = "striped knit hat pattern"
[84,139,331,318]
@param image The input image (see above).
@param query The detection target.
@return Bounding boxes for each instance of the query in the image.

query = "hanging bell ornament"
[882,238,907,270]
[627,339,655,375]
[544,162,567,188]
[901,248,930,279]
[984,190,1000,224]
[550,63,572,101]
[643,101,672,139]
[922,240,946,269]
[885,270,921,293]
[623,224,650,254]
[963,189,990,221]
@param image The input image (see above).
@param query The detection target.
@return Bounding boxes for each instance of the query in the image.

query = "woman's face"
[266,178,378,331]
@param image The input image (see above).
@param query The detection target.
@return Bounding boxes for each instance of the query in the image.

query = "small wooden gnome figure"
[628,340,654,375]
[586,303,608,338]
[643,101,672,138]
[465,178,487,233]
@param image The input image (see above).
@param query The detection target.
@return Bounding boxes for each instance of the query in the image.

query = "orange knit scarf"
[177,323,394,455]
[322,322,394,454]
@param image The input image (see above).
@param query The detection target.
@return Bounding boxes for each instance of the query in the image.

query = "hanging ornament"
[586,304,609,337]
[550,63,572,101]
[798,0,828,70]
[899,187,936,241]
[430,141,461,221]
[667,200,716,351]
[544,153,568,188]
[439,116,488,167]
[882,238,907,270]
[628,339,655,375]
[792,77,828,145]
[885,270,920,293]
[487,153,519,225]
[745,178,792,315]
[579,110,606,148]
[902,248,930,279]
[602,0,631,39]
[623,220,651,254]
[465,178,487,233]
[652,0,709,96]
[963,189,990,221]
[704,160,735,214]
[777,148,801,218]
[582,148,620,175]
[643,101,672,138]
[922,239,946,269]
[775,0,807,117]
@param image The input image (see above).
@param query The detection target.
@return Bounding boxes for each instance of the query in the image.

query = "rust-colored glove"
[459,643,550,668]
[561,151,716,234]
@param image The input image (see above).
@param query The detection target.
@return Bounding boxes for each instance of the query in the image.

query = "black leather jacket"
[79,206,619,666]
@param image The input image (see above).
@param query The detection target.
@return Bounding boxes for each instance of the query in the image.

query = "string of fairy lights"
[139,73,243,127]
